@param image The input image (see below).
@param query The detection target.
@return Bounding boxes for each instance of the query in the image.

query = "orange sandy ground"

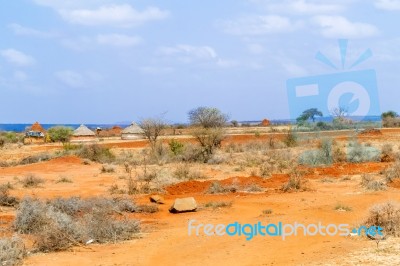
[1,129,400,265]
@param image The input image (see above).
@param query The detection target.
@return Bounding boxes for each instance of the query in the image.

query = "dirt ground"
[1,128,400,265]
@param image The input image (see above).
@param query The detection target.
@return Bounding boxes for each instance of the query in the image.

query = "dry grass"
[21,174,45,188]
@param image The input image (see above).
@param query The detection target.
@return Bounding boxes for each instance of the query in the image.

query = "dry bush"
[13,197,141,252]
[206,182,238,194]
[174,163,206,180]
[384,161,400,183]
[108,184,125,195]
[381,144,395,162]
[243,184,264,192]
[360,174,386,191]
[135,204,159,213]
[21,174,44,188]
[224,143,244,153]
[334,203,352,212]
[204,201,232,209]
[101,164,116,173]
[0,184,19,207]
[0,236,26,266]
[19,153,52,165]
[281,169,307,192]
[365,202,400,237]
[83,211,140,244]
[347,141,380,163]
[283,130,298,147]
[55,176,73,183]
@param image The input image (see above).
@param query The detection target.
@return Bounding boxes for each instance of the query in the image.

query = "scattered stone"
[169,197,197,213]
[150,195,165,204]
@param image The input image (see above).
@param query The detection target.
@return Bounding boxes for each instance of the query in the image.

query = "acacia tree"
[188,107,229,162]
[297,108,323,123]
[139,118,167,151]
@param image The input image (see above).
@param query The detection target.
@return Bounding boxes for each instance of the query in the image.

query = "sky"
[1,0,400,124]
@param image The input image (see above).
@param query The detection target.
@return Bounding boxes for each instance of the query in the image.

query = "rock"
[169,197,197,213]
[150,195,165,204]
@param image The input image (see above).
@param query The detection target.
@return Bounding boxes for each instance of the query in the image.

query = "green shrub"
[47,126,73,143]
[169,139,184,156]
[76,144,115,163]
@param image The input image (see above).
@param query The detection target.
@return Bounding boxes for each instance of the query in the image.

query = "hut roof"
[122,122,144,134]
[31,122,46,133]
[73,124,95,136]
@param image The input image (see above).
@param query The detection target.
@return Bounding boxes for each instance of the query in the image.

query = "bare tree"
[188,107,229,162]
[139,118,167,151]
[188,107,229,128]
[330,106,348,119]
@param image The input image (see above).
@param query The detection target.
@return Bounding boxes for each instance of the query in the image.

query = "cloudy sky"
[1,0,400,123]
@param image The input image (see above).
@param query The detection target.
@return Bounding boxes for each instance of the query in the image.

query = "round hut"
[24,122,46,144]
[121,122,144,140]
[71,124,97,142]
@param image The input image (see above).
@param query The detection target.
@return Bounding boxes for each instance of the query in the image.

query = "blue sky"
[1,0,400,123]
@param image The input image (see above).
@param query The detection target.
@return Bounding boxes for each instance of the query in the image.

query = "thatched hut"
[121,122,144,140]
[71,124,97,142]
[24,122,46,144]
[260,119,271,127]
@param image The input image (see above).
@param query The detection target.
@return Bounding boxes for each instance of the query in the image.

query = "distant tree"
[330,107,348,119]
[139,118,167,151]
[382,111,398,119]
[188,107,229,128]
[188,107,229,162]
[297,108,323,123]
[231,120,239,127]
[47,126,73,143]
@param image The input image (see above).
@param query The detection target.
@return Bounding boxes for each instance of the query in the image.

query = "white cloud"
[375,0,400,10]
[55,70,103,88]
[8,23,56,38]
[220,15,301,36]
[61,37,92,51]
[13,71,28,81]
[96,34,142,47]
[59,4,169,27]
[247,43,265,54]
[158,45,218,61]
[216,59,238,68]
[55,70,84,88]
[312,16,379,39]
[0,49,35,66]
[264,0,345,14]
[139,66,174,75]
